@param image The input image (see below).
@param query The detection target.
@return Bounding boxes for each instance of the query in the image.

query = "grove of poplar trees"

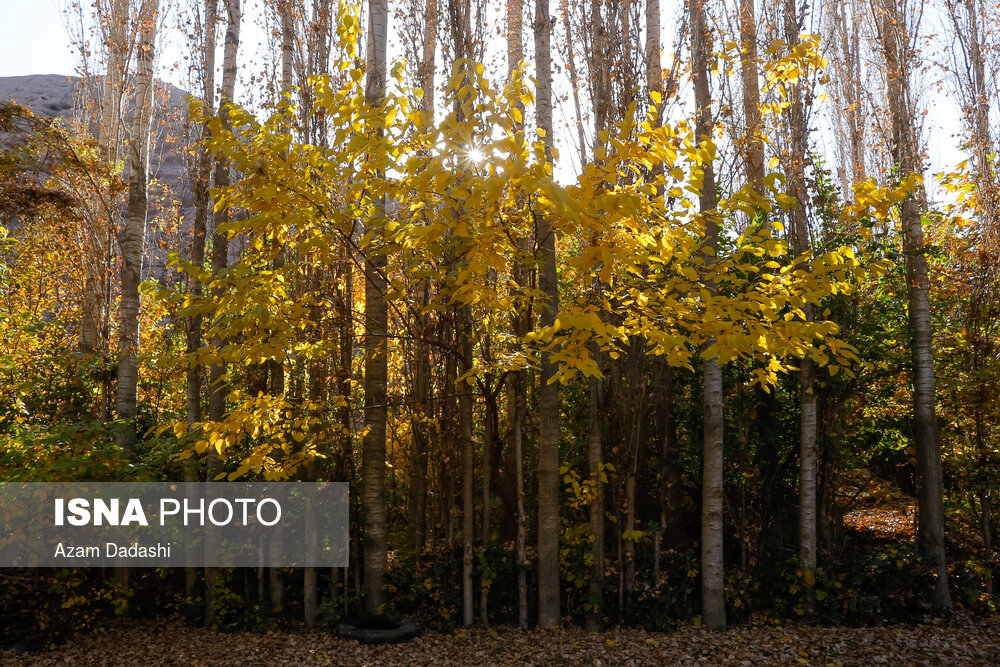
[2,0,999,640]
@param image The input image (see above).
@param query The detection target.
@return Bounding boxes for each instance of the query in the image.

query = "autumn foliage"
[1,0,998,651]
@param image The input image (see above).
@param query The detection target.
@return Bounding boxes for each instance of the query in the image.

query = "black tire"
[336,615,420,645]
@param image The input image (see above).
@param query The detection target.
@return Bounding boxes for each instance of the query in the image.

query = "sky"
[0,1,968,200]
[0,0,265,89]
[0,0,78,78]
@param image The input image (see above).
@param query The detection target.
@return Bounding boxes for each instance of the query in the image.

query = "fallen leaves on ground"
[842,505,916,540]
[836,469,918,541]
[3,613,999,666]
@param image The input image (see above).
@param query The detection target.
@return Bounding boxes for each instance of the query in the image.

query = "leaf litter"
[2,612,998,665]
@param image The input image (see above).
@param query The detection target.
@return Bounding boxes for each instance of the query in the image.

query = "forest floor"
[5,474,994,665]
[3,613,999,666]
[837,468,918,541]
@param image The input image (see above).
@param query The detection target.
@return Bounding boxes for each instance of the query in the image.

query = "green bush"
[0,568,119,650]
[383,542,464,631]
[628,548,699,630]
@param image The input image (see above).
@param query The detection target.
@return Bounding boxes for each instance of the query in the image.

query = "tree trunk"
[502,0,532,630]
[280,0,295,96]
[407,310,431,555]
[645,0,661,98]
[459,308,475,626]
[646,0,685,568]
[185,0,219,597]
[946,0,995,187]
[507,0,523,71]
[208,0,242,435]
[875,0,951,611]
[335,242,354,611]
[982,490,994,596]
[585,356,604,632]
[304,300,326,627]
[337,229,354,597]
[561,0,587,165]
[622,346,645,614]
[534,0,561,629]
[362,0,389,615]
[205,0,241,626]
[783,0,819,576]
[440,327,458,546]
[114,0,158,452]
[406,0,437,561]
[303,501,319,625]
[798,350,819,574]
[480,385,497,624]
[701,357,726,632]
[81,0,128,360]
[624,469,636,604]
[507,264,531,631]
[690,0,726,632]
[737,0,764,188]
[945,7,999,568]
[514,400,529,629]
[421,0,438,121]
[186,0,218,450]
[659,364,686,547]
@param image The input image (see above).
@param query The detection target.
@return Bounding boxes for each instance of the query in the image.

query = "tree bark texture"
[205,0,241,626]
[535,0,562,629]
[690,0,726,632]
[362,0,389,615]
[783,0,819,575]
[114,0,159,452]
[875,0,951,610]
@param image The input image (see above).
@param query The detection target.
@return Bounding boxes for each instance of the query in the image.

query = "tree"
[362,0,389,616]
[12,0,999,639]
[781,0,819,578]
[180,0,219,601]
[185,0,218,465]
[78,0,129,362]
[873,0,951,610]
[504,0,530,630]
[823,0,869,193]
[403,0,437,561]
[114,0,159,451]
[534,0,562,629]
[737,0,764,189]
[940,0,999,597]
[690,0,726,632]
[205,0,242,626]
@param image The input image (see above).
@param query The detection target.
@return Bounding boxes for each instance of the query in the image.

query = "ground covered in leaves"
[3,613,999,666]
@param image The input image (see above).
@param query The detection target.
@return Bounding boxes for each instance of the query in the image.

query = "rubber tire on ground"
[336,615,420,645]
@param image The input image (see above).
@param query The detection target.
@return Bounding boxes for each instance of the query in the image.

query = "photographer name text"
[53,541,173,558]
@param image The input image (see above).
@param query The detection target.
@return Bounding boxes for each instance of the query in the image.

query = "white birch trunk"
[114,0,159,451]
[691,0,726,632]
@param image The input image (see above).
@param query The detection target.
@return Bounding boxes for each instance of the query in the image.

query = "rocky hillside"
[0,73,196,282]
